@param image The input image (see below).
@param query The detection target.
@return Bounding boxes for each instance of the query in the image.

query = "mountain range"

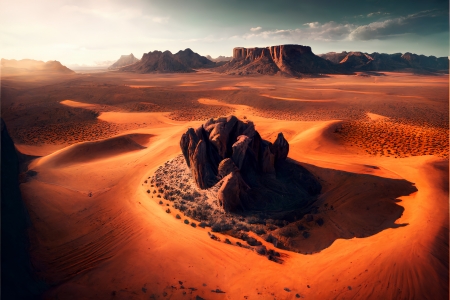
[1,59,74,75]
[119,48,217,73]
[320,51,449,73]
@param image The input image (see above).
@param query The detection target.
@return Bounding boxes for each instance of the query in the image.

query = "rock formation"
[108,53,139,70]
[216,44,339,76]
[119,48,217,73]
[180,116,321,213]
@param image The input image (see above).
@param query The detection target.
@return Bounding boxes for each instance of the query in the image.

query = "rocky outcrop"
[119,48,217,73]
[180,116,321,213]
[217,44,338,76]
[108,53,139,70]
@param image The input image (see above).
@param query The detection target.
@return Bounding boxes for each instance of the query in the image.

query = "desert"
[2,56,448,299]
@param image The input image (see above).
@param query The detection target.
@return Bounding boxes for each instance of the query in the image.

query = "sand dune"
[261,93,335,102]
[32,133,152,168]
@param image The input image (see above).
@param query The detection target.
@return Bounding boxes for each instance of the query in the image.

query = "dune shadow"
[268,159,418,254]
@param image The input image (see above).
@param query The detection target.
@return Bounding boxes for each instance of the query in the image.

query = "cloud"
[250,26,262,31]
[240,10,448,42]
[243,21,355,42]
[349,10,447,40]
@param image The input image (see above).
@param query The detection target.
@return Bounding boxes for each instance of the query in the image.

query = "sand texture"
[1,70,448,299]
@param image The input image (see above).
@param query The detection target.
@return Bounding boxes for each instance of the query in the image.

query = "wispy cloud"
[239,10,447,42]
[250,26,262,32]
[349,10,446,40]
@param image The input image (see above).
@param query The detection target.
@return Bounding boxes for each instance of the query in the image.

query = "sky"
[0,0,448,66]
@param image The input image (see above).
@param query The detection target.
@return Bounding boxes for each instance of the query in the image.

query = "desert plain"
[1,69,448,299]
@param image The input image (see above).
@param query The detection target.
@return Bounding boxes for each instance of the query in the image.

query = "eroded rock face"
[180,115,321,213]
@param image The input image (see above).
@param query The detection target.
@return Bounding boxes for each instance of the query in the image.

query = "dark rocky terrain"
[108,53,139,70]
[179,115,321,214]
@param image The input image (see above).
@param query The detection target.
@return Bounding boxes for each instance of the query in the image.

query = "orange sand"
[1,71,447,299]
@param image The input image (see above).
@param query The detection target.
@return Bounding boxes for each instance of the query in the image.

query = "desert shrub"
[267,249,280,257]
[224,238,232,244]
[246,237,262,246]
[190,222,197,228]
[184,219,190,225]
[316,218,324,226]
[297,224,306,231]
[279,226,298,238]
[176,214,181,219]
[159,200,163,204]
[253,226,266,235]
[165,208,171,213]
[146,190,150,193]
[211,220,232,232]
[255,245,267,255]
[302,231,310,239]
[199,222,208,228]
[247,215,266,225]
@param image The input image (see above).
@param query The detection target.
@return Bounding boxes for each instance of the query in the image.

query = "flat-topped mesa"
[223,44,336,76]
[233,45,312,61]
[179,116,320,213]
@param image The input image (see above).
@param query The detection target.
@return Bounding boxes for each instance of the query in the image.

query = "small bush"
[184,219,190,225]
[190,223,197,228]
[302,231,310,239]
[316,218,324,226]
[176,214,181,219]
[246,237,262,246]
[255,245,267,255]
[279,226,298,238]
[165,208,171,213]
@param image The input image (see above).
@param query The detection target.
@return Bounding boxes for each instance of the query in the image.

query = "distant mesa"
[1,59,74,75]
[180,115,321,214]
[119,48,217,73]
[216,44,339,76]
[108,53,139,70]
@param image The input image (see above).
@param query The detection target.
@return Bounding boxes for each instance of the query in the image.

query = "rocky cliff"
[108,53,139,70]
[180,116,321,213]
[217,44,338,76]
